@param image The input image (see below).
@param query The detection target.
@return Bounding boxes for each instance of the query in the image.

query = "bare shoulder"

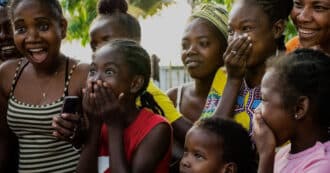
[0,59,22,96]
[68,59,90,96]
[166,86,178,103]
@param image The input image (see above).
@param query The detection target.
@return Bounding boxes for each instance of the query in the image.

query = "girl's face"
[291,0,330,49]
[181,18,225,79]
[0,6,19,60]
[88,47,134,97]
[180,126,226,173]
[89,17,130,52]
[12,0,66,64]
[228,1,279,67]
[259,69,296,146]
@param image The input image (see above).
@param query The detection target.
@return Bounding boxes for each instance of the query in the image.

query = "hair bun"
[98,0,128,14]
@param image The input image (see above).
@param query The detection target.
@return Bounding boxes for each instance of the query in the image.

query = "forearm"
[258,151,275,173]
[171,117,192,145]
[213,78,243,119]
[108,126,130,173]
[76,124,101,173]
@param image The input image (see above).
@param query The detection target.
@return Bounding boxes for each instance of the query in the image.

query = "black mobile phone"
[61,96,81,114]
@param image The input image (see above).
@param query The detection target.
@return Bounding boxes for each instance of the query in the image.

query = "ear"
[130,75,144,94]
[272,19,285,39]
[294,96,309,120]
[220,162,237,173]
[59,18,68,39]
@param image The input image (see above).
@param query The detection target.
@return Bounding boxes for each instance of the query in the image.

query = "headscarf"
[191,3,229,40]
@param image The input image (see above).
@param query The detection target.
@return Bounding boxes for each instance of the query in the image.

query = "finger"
[52,120,74,139]
[53,115,76,130]
[61,113,81,122]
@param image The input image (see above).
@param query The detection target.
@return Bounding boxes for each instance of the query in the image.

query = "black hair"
[9,0,64,20]
[96,0,141,42]
[267,48,330,130]
[101,39,164,116]
[195,117,258,173]
[243,0,293,50]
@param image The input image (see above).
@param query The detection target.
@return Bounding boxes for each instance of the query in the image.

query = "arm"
[0,61,19,172]
[109,123,171,173]
[213,34,252,119]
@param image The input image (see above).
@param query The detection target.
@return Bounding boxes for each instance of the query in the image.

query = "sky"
[61,0,192,66]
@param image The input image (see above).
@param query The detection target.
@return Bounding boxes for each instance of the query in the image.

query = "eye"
[228,28,234,36]
[193,152,205,160]
[242,26,253,32]
[88,67,97,76]
[181,40,189,50]
[105,68,115,75]
[293,0,303,9]
[14,26,26,34]
[199,40,209,48]
[314,5,329,12]
[38,23,49,31]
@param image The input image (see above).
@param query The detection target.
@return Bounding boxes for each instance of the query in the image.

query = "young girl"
[202,0,293,131]
[181,117,257,173]
[87,0,190,145]
[77,39,172,173]
[0,0,89,172]
[253,48,330,173]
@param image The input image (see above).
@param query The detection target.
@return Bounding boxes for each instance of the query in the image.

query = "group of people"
[0,0,329,173]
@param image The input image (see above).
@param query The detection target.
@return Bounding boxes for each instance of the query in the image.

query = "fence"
[154,66,192,91]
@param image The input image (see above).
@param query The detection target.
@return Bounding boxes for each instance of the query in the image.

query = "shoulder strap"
[176,85,183,112]
[63,58,78,96]
[10,58,29,96]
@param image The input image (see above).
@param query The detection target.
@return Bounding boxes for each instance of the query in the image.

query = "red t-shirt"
[98,108,171,173]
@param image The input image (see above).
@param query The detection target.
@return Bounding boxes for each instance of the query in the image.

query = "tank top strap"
[176,85,183,112]
[63,57,78,96]
[10,58,29,96]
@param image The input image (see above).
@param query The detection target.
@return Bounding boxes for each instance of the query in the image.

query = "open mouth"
[27,48,48,63]
[298,28,319,39]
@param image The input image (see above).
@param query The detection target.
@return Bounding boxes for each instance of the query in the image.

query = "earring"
[294,114,299,119]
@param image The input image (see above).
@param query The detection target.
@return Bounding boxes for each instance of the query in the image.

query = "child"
[181,117,257,173]
[77,39,172,173]
[253,49,330,173]
[201,0,293,131]
[0,0,89,172]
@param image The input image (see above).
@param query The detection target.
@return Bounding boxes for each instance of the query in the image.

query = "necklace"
[39,71,58,100]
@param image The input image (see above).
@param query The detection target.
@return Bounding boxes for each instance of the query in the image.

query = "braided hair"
[267,48,330,131]
[195,117,258,173]
[96,0,141,42]
[105,39,164,116]
[244,0,293,50]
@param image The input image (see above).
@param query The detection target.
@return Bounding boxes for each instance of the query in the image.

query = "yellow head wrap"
[191,3,229,40]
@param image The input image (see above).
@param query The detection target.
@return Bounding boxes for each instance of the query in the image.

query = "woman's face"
[258,69,296,146]
[181,18,225,80]
[228,1,279,68]
[12,0,66,64]
[291,0,330,49]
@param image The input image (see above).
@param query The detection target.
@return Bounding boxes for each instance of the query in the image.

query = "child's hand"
[93,80,127,127]
[252,110,276,157]
[224,33,252,79]
[82,80,102,125]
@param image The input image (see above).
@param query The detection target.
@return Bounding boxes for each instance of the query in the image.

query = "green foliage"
[60,0,173,46]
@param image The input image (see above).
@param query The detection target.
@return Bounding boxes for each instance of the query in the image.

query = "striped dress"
[7,59,80,173]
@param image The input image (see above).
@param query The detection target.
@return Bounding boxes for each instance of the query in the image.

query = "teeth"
[299,29,315,34]
[1,45,15,51]
[29,48,43,52]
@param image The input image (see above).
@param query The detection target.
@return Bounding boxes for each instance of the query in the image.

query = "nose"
[180,155,191,168]
[296,7,312,23]
[26,28,41,42]
[186,43,198,56]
